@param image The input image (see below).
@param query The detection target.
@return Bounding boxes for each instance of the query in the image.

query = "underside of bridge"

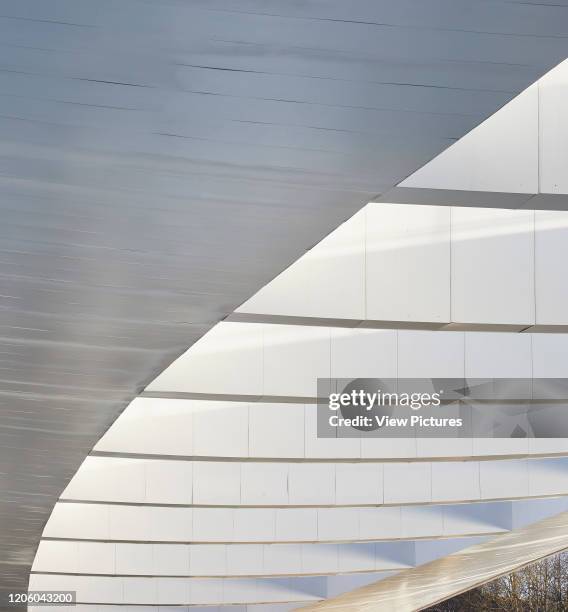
[4,1,568,610]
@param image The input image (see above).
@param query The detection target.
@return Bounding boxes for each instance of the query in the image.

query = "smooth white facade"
[400,59,568,197]
[236,203,568,329]
[401,84,539,193]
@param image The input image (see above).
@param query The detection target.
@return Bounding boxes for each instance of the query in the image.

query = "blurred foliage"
[425,551,568,611]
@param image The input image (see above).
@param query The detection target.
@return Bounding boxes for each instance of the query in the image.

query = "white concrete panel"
[146,322,264,396]
[398,330,464,378]
[193,508,234,542]
[246,605,305,612]
[472,438,529,457]
[416,437,473,459]
[480,459,529,499]
[241,463,288,505]
[95,397,193,456]
[193,462,240,505]
[338,543,376,572]
[317,508,359,541]
[189,578,224,605]
[43,503,109,540]
[30,575,123,605]
[27,573,69,593]
[305,404,360,459]
[109,505,151,541]
[78,542,115,575]
[335,463,383,505]
[375,542,414,569]
[116,544,153,575]
[61,457,146,503]
[146,460,192,504]
[326,571,392,598]
[330,329,397,378]
[263,325,330,397]
[249,404,305,458]
[275,509,318,542]
[33,541,78,573]
[288,463,334,505]
[192,402,249,458]
[534,212,568,324]
[190,545,227,576]
[223,578,260,604]
[156,578,189,605]
[384,463,431,504]
[465,332,532,378]
[101,505,191,541]
[153,545,190,576]
[443,501,511,534]
[149,507,193,542]
[234,509,276,542]
[301,544,339,574]
[401,84,538,193]
[400,506,443,539]
[254,578,325,602]
[414,536,488,566]
[431,462,480,502]
[227,544,264,575]
[361,437,417,460]
[511,497,568,529]
[529,458,568,497]
[532,333,568,378]
[359,507,402,540]
[539,59,568,194]
[451,208,534,325]
[250,605,309,612]
[123,578,158,605]
[264,544,302,575]
[529,438,568,455]
[366,203,451,323]
[238,210,366,320]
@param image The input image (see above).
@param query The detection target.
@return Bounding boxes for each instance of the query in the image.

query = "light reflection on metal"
[300,511,568,612]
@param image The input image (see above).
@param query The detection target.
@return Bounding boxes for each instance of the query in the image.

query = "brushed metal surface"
[1,0,568,594]
[299,510,568,612]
